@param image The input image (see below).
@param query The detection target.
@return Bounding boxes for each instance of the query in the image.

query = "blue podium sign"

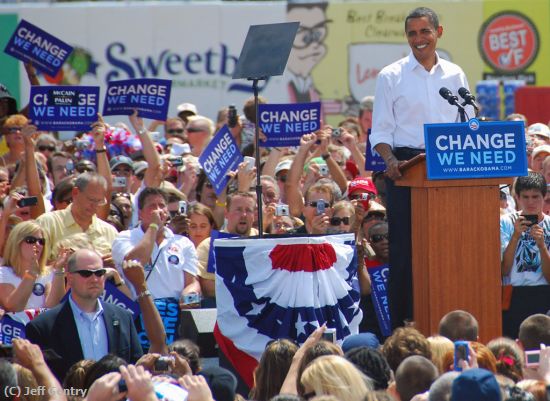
[424,119,527,180]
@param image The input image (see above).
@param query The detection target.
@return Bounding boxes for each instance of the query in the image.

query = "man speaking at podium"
[369,7,471,329]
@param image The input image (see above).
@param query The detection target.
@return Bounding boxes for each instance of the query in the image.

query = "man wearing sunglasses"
[25,248,143,381]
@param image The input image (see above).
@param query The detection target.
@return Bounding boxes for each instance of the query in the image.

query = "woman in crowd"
[0,220,65,311]
[300,355,372,401]
[250,339,299,401]
[187,203,218,248]
[328,200,355,234]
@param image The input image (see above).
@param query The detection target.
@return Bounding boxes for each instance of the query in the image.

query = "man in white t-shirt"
[500,172,550,338]
[112,187,200,303]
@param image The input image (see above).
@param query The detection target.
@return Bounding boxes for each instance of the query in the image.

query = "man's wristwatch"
[138,128,148,135]
[137,289,152,300]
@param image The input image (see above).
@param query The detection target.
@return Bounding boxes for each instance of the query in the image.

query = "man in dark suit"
[26,248,143,381]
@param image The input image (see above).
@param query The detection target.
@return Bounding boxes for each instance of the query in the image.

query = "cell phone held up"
[17,196,38,208]
[228,105,238,128]
[454,341,469,371]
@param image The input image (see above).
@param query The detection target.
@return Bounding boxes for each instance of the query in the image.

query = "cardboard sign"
[424,119,527,180]
[29,85,100,131]
[199,126,243,195]
[4,19,72,76]
[258,102,321,147]
[103,78,172,120]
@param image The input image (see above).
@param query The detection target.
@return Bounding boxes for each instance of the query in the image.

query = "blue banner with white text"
[103,78,172,120]
[29,85,100,131]
[4,19,73,76]
[0,315,26,345]
[366,262,391,337]
[424,119,527,180]
[258,102,321,147]
[199,125,243,195]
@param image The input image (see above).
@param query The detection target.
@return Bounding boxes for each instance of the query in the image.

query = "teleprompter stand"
[232,22,299,238]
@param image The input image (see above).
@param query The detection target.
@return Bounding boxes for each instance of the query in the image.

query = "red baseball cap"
[348,177,377,196]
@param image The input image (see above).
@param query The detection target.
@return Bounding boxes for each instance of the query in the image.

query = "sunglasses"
[204,181,213,189]
[24,236,46,246]
[306,201,330,208]
[370,233,389,243]
[330,216,351,226]
[71,269,107,278]
[7,126,22,133]
[186,127,204,133]
[167,128,184,134]
[38,145,56,152]
[112,192,131,201]
[277,175,287,183]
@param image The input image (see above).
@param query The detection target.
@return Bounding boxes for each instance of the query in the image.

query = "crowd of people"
[1,5,550,401]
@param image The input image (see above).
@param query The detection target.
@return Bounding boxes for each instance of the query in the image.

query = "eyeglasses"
[167,128,184,134]
[349,193,372,201]
[186,127,204,133]
[112,192,131,201]
[38,145,56,152]
[6,126,22,134]
[71,269,107,278]
[330,216,351,226]
[23,236,46,246]
[370,233,389,243]
[306,201,330,208]
[204,181,213,189]
[293,20,332,49]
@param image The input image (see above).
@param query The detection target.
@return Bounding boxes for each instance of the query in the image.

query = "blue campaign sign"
[0,315,26,344]
[102,281,140,317]
[258,102,321,147]
[424,119,527,180]
[199,126,243,195]
[29,86,100,131]
[366,262,391,337]
[365,129,386,172]
[103,79,172,120]
[4,19,73,77]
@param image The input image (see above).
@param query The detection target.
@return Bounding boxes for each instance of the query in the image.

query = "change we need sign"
[29,86,100,131]
[424,119,527,180]
[258,102,320,147]
[4,19,72,76]
[199,126,243,195]
[103,79,172,120]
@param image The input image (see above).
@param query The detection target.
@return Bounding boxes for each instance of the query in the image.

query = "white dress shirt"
[370,52,472,150]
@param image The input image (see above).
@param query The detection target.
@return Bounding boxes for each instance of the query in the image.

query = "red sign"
[479,12,539,73]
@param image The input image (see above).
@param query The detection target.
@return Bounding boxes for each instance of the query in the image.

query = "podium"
[396,155,512,342]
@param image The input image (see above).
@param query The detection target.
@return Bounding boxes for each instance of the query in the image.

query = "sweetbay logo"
[478,11,539,83]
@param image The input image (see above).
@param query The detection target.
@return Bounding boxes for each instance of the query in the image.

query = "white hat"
[176,102,198,115]
[527,123,550,139]
[133,161,148,175]
[275,159,292,175]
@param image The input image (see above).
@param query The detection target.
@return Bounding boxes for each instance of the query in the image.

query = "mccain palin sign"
[424,119,527,180]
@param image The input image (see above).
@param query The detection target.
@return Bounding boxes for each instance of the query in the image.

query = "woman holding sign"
[0,220,66,312]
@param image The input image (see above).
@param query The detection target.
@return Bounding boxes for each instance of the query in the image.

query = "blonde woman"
[427,335,454,374]
[0,220,66,311]
[300,355,372,401]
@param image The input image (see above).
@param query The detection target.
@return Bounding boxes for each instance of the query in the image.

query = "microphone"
[438,87,464,109]
[458,87,480,110]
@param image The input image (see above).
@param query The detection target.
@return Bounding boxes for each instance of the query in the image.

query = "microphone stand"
[249,77,266,238]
